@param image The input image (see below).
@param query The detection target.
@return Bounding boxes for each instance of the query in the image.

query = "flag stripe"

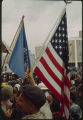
[34,10,70,119]
[60,103,64,114]
[46,46,64,75]
[40,56,63,89]
[34,67,62,102]
[64,94,70,110]
[48,43,63,67]
[64,105,69,120]
[64,86,70,101]
[43,52,63,81]
[36,62,61,94]
[64,75,70,89]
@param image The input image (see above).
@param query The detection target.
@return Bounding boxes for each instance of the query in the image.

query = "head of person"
[1,85,14,101]
[1,85,14,110]
[2,75,7,82]
[13,84,20,96]
[16,84,46,114]
[8,80,17,87]
[38,82,53,104]
[70,93,76,105]
[16,78,22,85]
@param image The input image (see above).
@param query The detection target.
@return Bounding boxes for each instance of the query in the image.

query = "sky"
[2,0,82,54]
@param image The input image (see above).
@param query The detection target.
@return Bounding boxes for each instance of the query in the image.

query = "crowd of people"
[1,65,82,120]
[69,65,82,120]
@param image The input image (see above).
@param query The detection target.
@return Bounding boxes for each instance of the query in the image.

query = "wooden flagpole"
[2,16,25,72]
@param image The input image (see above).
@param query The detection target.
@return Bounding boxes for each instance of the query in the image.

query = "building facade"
[68,31,82,67]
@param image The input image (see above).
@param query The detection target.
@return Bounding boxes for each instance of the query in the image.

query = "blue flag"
[9,22,31,80]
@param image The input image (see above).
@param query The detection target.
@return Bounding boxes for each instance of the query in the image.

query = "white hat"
[14,84,20,91]
[38,82,48,90]
[71,80,75,85]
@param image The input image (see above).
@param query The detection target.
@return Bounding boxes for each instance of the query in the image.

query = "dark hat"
[21,85,46,109]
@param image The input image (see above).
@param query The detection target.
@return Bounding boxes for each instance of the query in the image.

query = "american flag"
[34,9,70,119]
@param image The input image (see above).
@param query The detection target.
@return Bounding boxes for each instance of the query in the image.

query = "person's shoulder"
[71,104,81,111]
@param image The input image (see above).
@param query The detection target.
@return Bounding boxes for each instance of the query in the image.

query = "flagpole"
[2,16,25,72]
[74,39,78,68]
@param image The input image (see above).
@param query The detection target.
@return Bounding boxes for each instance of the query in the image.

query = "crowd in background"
[1,64,82,120]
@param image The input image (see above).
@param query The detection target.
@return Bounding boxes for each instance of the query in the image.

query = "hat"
[71,80,75,85]
[38,82,48,90]
[21,85,46,109]
[1,83,7,87]
[14,84,20,91]
[1,85,13,100]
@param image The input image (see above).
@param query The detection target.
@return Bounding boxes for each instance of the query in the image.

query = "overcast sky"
[2,0,82,54]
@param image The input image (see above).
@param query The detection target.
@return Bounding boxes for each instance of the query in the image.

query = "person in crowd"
[1,74,8,84]
[38,82,53,104]
[69,92,82,120]
[24,69,53,119]
[33,72,41,84]
[75,84,83,110]
[13,84,21,97]
[1,85,14,120]
[8,72,13,81]
[1,82,7,88]
[15,84,50,119]
[24,69,36,86]
[16,78,23,85]
[75,73,82,87]
[8,80,17,87]
[37,82,53,119]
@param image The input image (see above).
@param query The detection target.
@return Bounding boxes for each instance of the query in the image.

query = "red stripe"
[34,66,63,103]
[60,103,64,114]
[64,94,70,110]
[64,75,70,90]
[46,47,64,75]
[40,57,63,89]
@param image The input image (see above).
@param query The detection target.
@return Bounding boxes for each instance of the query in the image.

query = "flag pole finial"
[22,15,25,20]
[64,0,72,5]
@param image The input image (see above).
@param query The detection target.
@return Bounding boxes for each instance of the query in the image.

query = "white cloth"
[14,84,20,91]
[22,101,52,119]
[40,101,53,119]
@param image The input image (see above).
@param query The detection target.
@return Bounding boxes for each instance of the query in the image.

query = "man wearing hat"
[1,85,14,119]
[24,69,53,119]
[16,84,50,119]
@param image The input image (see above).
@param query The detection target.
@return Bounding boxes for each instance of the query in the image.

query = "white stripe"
[64,86,70,101]
[64,104,69,119]
[43,52,63,81]
[37,62,61,94]
[48,42,63,67]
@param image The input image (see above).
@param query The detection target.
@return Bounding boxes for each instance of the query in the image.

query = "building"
[29,50,35,66]
[79,30,82,38]
[68,31,82,67]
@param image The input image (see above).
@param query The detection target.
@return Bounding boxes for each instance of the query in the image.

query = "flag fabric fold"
[34,9,70,119]
[9,22,31,80]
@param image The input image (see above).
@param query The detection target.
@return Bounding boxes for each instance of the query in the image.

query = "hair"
[70,92,76,102]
